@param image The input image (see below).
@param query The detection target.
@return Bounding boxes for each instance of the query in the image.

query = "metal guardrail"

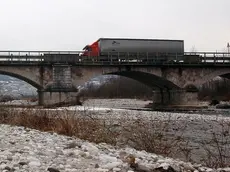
[0,51,229,65]
[0,51,81,64]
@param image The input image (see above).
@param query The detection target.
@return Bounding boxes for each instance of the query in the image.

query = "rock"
[99,154,118,163]
[96,168,110,172]
[9,141,15,145]
[131,163,153,172]
[4,166,11,171]
[47,167,60,172]
[101,162,122,170]
[113,167,121,171]
[79,151,87,157]
[193,164,202,169]
[216,103,230,109]
[19,162,28,166]
[64,142,78,149]
[0,164,7,170]
[206,168,214,172]
[7,156,13,161]
[58,164,65,170]
[182,162,195,171]
[198,167,207,172]
[221,168,230,172]
[154,166,176,172]
[28,161,41,167]
[82,143,99,155]
[170,164,181,172]
[159,163,170,170]
[56,149,64,155]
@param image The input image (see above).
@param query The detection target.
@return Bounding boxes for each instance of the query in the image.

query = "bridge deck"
[0,51,229,66]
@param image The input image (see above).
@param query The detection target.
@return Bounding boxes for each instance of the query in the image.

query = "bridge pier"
[38,64,79,106]
[38,91,79,106]
[38,90,44,106]
[152,89,199,106]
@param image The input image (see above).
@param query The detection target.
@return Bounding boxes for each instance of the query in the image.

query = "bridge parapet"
[0,51,229,66]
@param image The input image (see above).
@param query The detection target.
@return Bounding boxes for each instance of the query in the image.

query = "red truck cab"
[82,40,100,57]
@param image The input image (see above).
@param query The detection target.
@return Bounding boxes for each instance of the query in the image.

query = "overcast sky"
[0,0,229,51]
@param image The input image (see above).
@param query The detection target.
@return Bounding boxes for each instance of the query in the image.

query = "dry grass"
[0,108,187,159]
[0,108,118,145]
[121,115,188,157]
[1,107,230,168]
[199,119,230,168]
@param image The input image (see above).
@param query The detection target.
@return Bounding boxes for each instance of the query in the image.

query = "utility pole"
[228,42,230,54]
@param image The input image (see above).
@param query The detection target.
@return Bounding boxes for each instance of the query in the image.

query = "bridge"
[0,50,230,106]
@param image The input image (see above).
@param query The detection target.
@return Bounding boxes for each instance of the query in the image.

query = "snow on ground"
[82,99,152,110]
[1,100,38,106]
[59,104,230,122]
[2,98,230,167]
[55,100,230,165]
[0,124,217,172]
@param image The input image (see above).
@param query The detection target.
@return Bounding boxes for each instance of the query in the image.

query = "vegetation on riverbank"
[0,108,230,168]
[80,76,230,102]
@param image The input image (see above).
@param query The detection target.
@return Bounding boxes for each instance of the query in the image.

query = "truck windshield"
[83,45,92,51]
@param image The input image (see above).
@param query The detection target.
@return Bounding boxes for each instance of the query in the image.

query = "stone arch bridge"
[1,64,230,106]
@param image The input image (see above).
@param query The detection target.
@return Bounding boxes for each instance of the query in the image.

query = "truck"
[81,38,185,62]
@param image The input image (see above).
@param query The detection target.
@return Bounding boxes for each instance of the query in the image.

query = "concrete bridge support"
[152,89,199,106]
[38,91,79,106]
[39,64,78,106]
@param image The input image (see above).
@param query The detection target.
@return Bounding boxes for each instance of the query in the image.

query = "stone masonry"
[0,65,229,106]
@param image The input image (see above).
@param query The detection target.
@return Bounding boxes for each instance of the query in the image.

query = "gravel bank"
[0,124,222,172]
[59,100,230,165]
[83,98,152,110]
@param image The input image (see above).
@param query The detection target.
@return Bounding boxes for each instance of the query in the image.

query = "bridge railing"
[184,52,230,64]
[78,51,230,65]
[0,51,82,63]
[0,50,229,65]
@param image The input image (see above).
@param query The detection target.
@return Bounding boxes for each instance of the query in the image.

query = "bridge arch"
[71,66,182,91]
[0,70,42,89]
[192,68,230,87]
[107,71,180,90]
